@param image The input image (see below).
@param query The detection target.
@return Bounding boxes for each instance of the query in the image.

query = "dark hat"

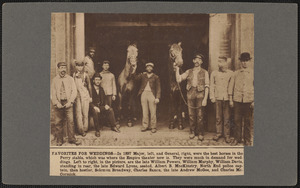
[103,60,110,65]
[239,52,252,61]
[57,62,67,68]
[193,53,205,60]
[145,62,154,68]
[75,60,84,66]
[92,72,102,80]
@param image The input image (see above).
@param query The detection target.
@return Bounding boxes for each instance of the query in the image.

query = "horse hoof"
[178,125,184,130]
[127,122,133,127]
[133,118,137,121]
[169,124,174,129]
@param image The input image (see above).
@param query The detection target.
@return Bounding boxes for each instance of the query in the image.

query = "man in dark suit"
[90,73,120,137]
[136,62,161,133]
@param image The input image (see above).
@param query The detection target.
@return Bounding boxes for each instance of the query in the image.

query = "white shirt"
[144,73,153,91]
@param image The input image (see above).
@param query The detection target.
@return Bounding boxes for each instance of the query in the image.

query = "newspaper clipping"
[50,13,254,176]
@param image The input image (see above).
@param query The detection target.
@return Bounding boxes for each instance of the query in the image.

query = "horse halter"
[170,48,183,67]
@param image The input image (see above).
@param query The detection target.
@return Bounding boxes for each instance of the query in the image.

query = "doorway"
[85,14,209,124]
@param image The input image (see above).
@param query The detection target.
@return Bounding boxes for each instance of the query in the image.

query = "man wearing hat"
[73,60,92,137]
[228,52,254,146]
[83,47,96,79]
[90,73,121,137]
[136,62,161,133]
[175,53,209,141]
[51,62,81,146]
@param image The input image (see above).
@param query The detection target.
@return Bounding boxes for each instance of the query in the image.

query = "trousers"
[91,106,117,131]
[75,94,89,134]
[215,100,230,137]
[54,105,76,144]
[141,91,157,129]
[74,77,90,134]
[233,102,252,144]
[187,87,204,135]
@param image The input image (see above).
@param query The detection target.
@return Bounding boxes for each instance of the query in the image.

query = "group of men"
[174,52,254,146]
[51,47,254,146]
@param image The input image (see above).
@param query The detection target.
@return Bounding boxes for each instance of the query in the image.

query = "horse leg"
[127,91,134,127]
[176,90,184,130]
[118,91,124,122]
[169,92,175,129]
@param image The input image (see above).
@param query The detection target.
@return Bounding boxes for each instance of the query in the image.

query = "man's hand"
[89,97,92,103]
[64,102,72,108]
[94,106,100,113]
[112,96,116,101]
[250,102,254,109]
[105,105,110,110]
[229,100,234,108]
[173,63,179,69]
[155,98,160,104]
[56,103,64,109]
[211,98,216,103]
[202,99,207,107]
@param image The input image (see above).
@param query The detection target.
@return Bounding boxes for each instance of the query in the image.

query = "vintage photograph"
[50,13,254,147]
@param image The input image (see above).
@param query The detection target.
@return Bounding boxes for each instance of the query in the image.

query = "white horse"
[117,44,138,127]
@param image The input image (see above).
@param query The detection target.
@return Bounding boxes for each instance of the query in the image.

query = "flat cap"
[57,62,67,68]
[145,62,154,68]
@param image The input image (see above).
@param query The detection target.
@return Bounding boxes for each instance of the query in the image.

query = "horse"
[117,44,138,127]
[168,42,185,130]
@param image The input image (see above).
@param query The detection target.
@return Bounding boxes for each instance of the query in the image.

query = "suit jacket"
[137,72,161,99]
[90,85,107,111]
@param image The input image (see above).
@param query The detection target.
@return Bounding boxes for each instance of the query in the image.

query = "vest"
[186,68,206,92]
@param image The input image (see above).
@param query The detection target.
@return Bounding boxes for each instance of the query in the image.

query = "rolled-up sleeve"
[205,71,209,88]
[210,71,216,99]
[177,70,189,83]
[228,71,236,96]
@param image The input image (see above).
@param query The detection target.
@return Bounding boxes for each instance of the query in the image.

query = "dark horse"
[168,42,185,130]
[117,44,138,127]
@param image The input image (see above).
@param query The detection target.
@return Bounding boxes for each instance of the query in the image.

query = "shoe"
[69,140,81,146]
[213,135,222,141]
[178,124,184,130]
[189,132,195,139]
[225,136,231,143]
[95,131,100,137]
[116,124,121,129]
[82,132,87,137]
[57,142,63,146]
[141,127,148,132]
[112,127,120,133]
[231,139,238,146]
[198,135,204,141]
[151,128,157,133]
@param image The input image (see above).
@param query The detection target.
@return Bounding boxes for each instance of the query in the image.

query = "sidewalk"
[50,120,242,147]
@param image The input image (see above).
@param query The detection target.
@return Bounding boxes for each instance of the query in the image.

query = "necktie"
[60,80,67,100]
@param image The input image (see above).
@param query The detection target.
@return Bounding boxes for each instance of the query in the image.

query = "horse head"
[126,44,138,73]
[169,42,183,69]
